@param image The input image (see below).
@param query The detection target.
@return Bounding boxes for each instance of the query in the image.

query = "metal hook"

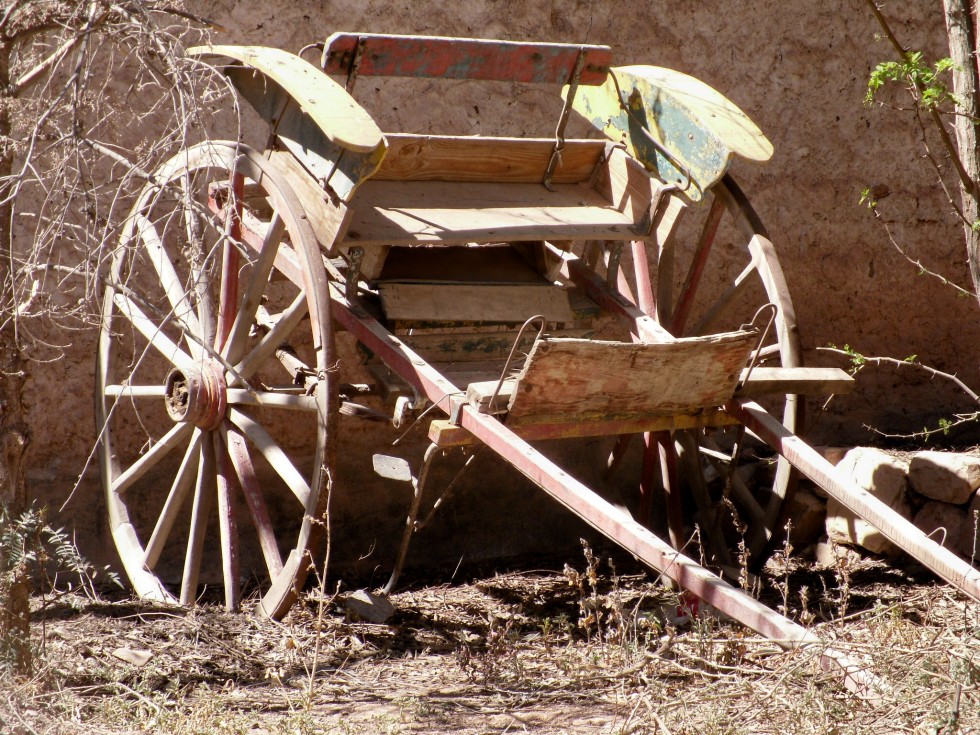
[487,314,548,415]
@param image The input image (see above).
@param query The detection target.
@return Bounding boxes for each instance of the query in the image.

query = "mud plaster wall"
[19,2,977,574]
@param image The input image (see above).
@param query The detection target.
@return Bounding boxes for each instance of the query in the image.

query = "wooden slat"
[398,327,592,363]
[428,410,740,447]
[322,33,612,85]
[735,367,855,397]
[505,334,756,421]
[379,283,576,323]
[343,180,638,247]
[374,135,605,184]
[268,149,351,255]
[467,378,517,413]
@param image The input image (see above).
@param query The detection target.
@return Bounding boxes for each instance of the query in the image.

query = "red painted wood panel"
[321,33,612,85]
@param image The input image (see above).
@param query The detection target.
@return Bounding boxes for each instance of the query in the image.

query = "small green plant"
[0,502,119,674]
[866,51,955,108]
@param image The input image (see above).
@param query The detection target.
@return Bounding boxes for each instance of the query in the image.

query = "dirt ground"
[2,549,979,735]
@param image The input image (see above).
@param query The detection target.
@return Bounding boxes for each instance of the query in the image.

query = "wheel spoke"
[221,422,284,579]
[676,432,732,568]
[213,431,242,612]
[134,214,203,345]
[181,435,216,606]
[180,169,217,347]
[215,172,245,352]
[104,384,167,399]
[225,389,318,411]
[690,257,758,337]
[227,408,311,508]
[672,194,726,334]
[112,292,194,371]
[231,293,309,384]
[112,423,194,496]
[143,430,203,569]
[223,213,286,364]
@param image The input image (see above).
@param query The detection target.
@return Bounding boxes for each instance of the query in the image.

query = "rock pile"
[814,447,980,563]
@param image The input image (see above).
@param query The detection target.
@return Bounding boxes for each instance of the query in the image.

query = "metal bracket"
[344,36,367,93]
[605,242,625,290]
[345,246,364,301]
[487,315,547,415]
[543,47,588,191]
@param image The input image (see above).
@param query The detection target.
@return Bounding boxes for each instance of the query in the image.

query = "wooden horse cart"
[95,33,980,680]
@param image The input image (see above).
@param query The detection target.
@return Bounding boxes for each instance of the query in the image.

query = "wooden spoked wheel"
[651,174,803,571]
[97,141,336,618]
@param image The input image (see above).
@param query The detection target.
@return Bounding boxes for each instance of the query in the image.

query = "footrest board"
[498,332,756,422]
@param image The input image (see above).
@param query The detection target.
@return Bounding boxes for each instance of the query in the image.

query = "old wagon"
[95,34,980,686]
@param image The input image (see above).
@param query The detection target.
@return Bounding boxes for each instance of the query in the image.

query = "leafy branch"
[820,345,980,439]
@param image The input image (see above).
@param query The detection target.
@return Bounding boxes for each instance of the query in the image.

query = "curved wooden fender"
[569,65,773,201]
[187,45,387,198]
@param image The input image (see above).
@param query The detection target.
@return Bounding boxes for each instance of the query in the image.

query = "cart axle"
[164,363,228,430]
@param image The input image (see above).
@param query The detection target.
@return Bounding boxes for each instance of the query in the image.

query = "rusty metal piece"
[346,246,364,301]
[543,47,588,190]
[164,363,227,430]
[383,443,440,594]
[487,315,547,415]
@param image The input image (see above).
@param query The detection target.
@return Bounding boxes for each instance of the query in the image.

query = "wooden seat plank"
[343,180,640,247]
[322,33,612,85]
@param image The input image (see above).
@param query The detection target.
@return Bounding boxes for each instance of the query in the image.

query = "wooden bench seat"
[341,180,641,247]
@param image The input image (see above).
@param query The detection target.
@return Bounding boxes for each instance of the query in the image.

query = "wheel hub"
[164,362,227,429]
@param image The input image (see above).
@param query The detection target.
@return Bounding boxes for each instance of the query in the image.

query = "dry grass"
[1,550,978,734]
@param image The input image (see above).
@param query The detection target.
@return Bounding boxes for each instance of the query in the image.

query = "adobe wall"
[18,2,975,574]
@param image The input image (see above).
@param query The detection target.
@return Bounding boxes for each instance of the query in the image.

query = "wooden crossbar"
[321,33,612,85]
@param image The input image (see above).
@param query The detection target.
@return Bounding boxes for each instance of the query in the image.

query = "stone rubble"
[799,446,980,564]
[824,447,911,556]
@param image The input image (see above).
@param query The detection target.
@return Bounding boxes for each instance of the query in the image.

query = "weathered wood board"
[378,283,576,323]
[343,180,639,247]
[502,334,756,421]
[571,65,773,200]
[374,135,605,184]
[398,327,592,363]
[268,150,351,254]
[734,367,855,397]
[428,411,740,447]
[321,33,612,85]
[189,45,385,154]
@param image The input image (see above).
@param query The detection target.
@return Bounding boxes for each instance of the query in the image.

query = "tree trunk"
[0,30,32,674]
[943,0,980,309]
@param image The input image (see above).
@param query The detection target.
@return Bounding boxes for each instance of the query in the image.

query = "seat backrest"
[321,33,612,86]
